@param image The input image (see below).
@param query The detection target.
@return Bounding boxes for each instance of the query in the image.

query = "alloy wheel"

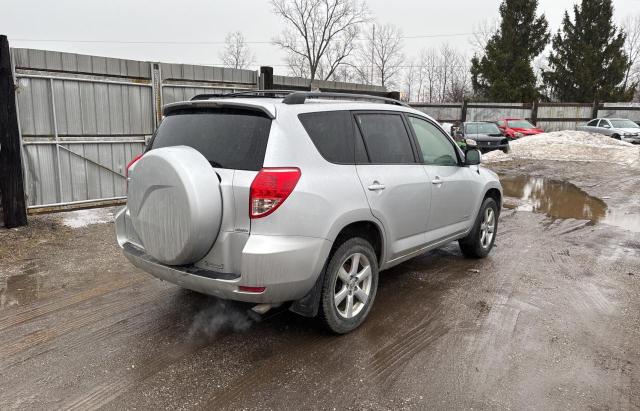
[333,253,372,319]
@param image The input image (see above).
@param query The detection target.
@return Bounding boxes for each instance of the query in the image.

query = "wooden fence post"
[0,35,27,228]
[260,66,273,90]
[531,100,538,125]
[591,101,601,120]
[461,100,468,122]
[386,91,401,101]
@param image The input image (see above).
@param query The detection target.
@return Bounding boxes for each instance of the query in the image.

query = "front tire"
[319,238,379,334]
[459,197,498,258]
[612,134,621,140]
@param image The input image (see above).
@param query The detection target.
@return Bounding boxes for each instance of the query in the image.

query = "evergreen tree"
[542,0,634,102]
[470,0,549,102]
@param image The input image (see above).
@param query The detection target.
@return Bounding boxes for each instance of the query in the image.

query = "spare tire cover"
[127,146,222,266]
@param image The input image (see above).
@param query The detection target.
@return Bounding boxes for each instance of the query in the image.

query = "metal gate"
[11,48,258,213]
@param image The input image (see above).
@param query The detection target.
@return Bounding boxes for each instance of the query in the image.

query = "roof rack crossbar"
[281,91,409,107]
[190,90,298,101]
[189,90,408,107]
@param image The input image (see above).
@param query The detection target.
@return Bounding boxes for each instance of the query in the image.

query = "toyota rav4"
[115,91,502,333]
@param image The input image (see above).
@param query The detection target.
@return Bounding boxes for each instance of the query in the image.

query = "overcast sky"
[2,0,639,74]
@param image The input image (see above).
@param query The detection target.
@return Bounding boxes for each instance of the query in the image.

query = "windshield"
[507,120,535,129]
[465,122,501,135]
[610,119,639,129]
[151,108,272,171]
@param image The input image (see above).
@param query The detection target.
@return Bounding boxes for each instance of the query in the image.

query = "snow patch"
[62,208,114,228]
[482,130,640,166]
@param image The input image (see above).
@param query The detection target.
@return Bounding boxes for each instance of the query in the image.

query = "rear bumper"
[117,209,331,304]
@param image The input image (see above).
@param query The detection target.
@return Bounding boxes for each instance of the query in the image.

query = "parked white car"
[577,118,640,144]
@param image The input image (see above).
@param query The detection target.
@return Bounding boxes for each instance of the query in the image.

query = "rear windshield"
[465,123,501,135]
[610,119,639,129]
[507,120,535,129]
[150,108,272,171]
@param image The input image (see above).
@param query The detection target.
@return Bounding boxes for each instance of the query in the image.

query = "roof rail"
[190,90,298,101]
[281,91,409,107]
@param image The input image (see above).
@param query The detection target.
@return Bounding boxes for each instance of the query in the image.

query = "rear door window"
[598,119,611,128]
[150,107,272,171]
[355,113,416,164]
[587,119,599,126]
[299,111,364,164]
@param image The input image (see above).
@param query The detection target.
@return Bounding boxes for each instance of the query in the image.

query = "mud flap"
[289,266,326,318]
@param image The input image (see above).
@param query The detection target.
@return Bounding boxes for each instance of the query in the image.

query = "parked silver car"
[577,118,640,144]
[115,91,502,333]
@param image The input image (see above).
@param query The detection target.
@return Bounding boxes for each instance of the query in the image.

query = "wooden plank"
[0,35,28,227]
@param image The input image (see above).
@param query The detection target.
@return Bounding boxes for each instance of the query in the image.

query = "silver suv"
[115,91,502,333]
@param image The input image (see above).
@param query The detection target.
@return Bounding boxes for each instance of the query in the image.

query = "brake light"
[249,167,301,218]
[126,153,144,177]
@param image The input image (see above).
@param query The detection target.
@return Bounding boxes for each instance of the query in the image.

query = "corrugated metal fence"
[7,48,388,214]
[11,48,262,212]
[411,101,640,131]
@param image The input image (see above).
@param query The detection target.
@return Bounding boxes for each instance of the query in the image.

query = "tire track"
[0,275,145,332]
[365,317,448,382]
[198,334,328,410]
[63,335,210,411]
[0,286,170,358]
[1,298,170,372]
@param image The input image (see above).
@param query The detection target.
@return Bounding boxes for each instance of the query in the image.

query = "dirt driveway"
[1,159,639,410]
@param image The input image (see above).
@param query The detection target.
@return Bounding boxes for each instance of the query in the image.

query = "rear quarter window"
[298,111,365,164]
[150,107,272,171]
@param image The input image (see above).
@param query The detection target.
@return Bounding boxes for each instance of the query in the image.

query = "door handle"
[368,182,386,191]
[432,177,443,185]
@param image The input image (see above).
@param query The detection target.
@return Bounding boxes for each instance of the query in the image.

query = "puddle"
[499,174,640,233]
[1,273,40,308]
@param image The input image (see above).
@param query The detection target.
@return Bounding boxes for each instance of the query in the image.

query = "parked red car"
[496,118,544,139]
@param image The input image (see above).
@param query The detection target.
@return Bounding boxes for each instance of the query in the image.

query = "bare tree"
[271,0,369,83]
[402,58,417,101]
[354,23,404,88]
[446,51,471,102]
[406,45,470,103]
[469,18,499,57]
[417,48,438,102]
[622,15,640,99]
[219,31,255,69]
[286,52,311,78]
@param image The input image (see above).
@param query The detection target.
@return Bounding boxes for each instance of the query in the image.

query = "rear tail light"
[249,167,301,218]
[126,153,144,177]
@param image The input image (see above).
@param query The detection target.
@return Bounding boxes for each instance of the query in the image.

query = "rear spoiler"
[162,100,276,119]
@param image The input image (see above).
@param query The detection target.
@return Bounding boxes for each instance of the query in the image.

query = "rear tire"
[319,238,379,334]
[459,197,498,258]
[612,134,621,140]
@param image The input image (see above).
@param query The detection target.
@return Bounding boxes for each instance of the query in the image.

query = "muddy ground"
[1,159,639,410]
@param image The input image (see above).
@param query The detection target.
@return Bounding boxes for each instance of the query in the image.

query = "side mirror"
[465,148,481,166]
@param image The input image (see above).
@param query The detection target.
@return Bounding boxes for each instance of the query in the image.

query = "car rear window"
[150,107,272,171]
[465,122,501,135]
[298,111,363,164]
